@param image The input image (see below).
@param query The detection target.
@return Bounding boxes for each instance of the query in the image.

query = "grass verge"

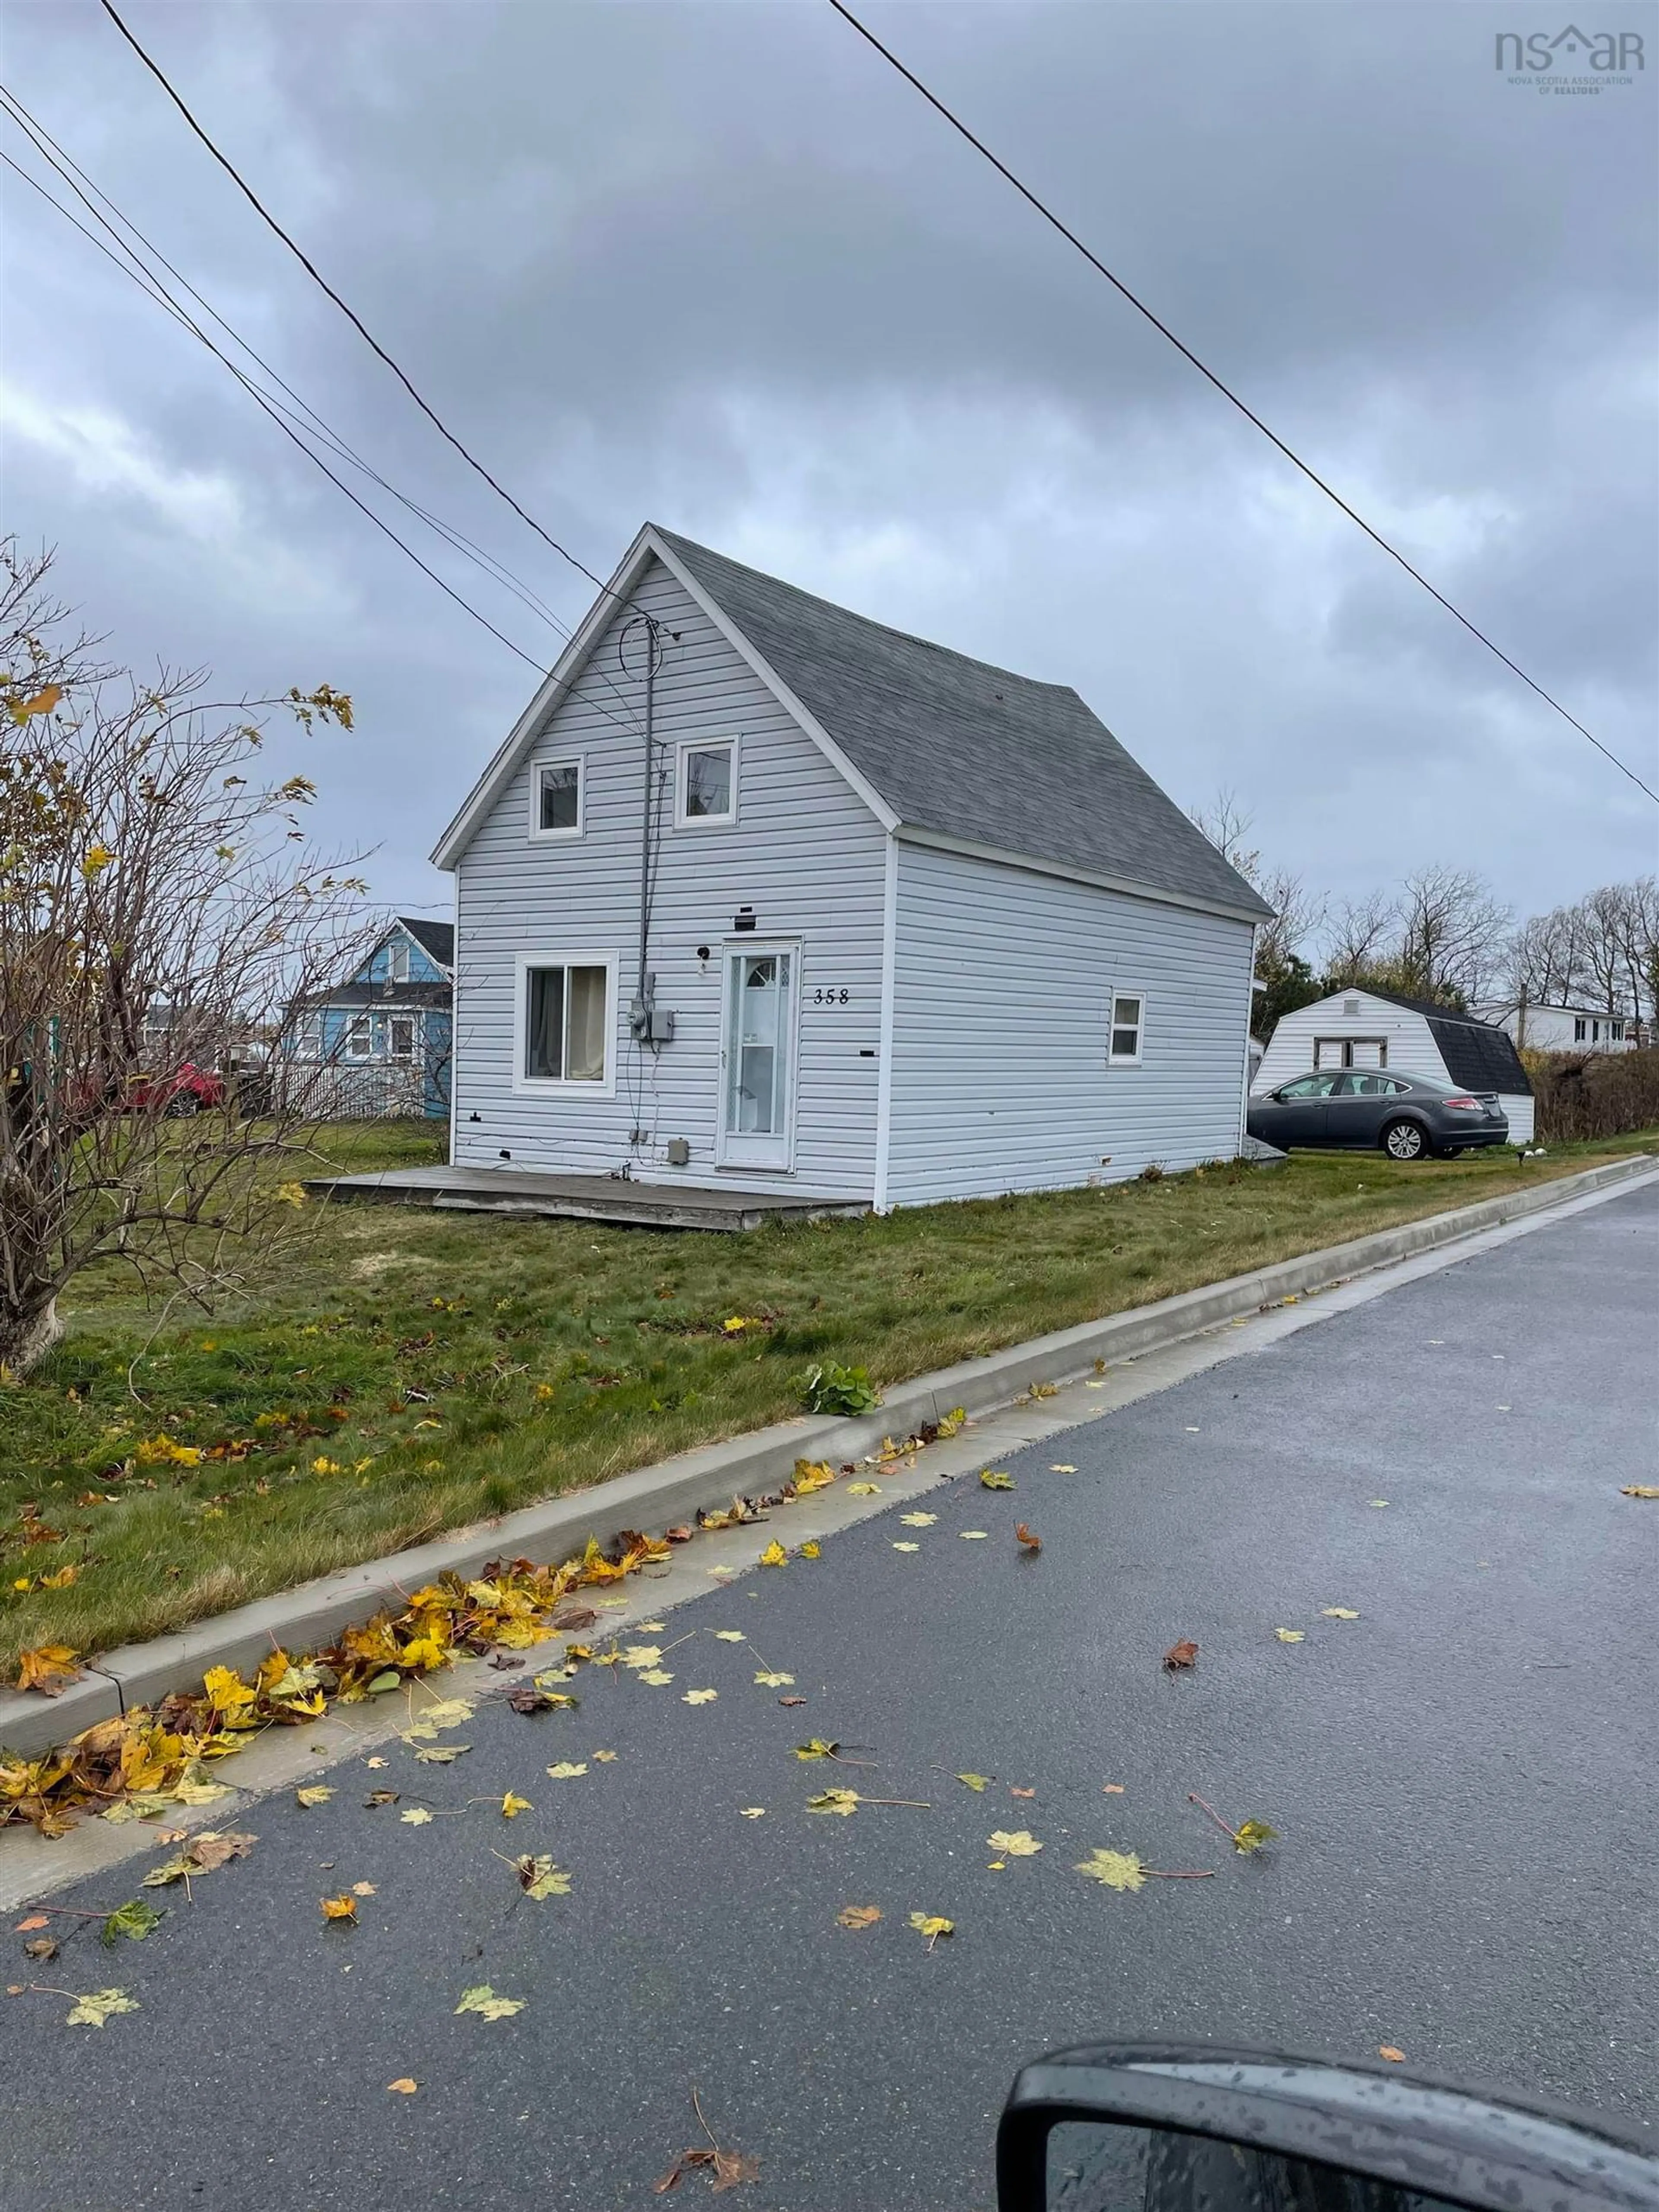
[3,1120,1653,1674]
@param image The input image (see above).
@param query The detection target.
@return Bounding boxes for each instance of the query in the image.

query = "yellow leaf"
[294,1785,334,1808]
[64,1987,139,2027]
[592,1750,618,1762]
[500,1792,533,1818]
[956,1773,991,1792]
[399,1808,433,1825]
[979,1470,1015,1490]
[892,1541,920,1553]
[795,1738,839,1760]
[620,1645,663,1669]
[837,1904,882,1929]
[38,1564,78,1589]
[203,1665,257,1715]
[959,1530,988,1540]
[1049,1464,1078,1474]
[1076,1848,1147,1892]
[320,1893,357,1922]
[454,1983,524,2020]
[739,1807,766,1819]
[519,1855,572,1899]
[1232,1819,1279,1855]
[80,843,115,881]
[792,1459,836,1493]
[351,1882,377,1897]
[1620,1486,1659,1499]
[401,1697,473,1741]
[847,1482,881,1497]
[987,1829,1042,1856]
[544,1762,587,1779]
[1320,1607,1360,1620]
[799,1541,821,1559]
[13,1643,82,1695]
[11,682,63,721]
[753,1671,794,1688]
[758,1541,788,1568]
[712,1630,746,1642]
[907,1912,953,1942]
[682,1688,718,1706]
[899,1512,936,1528]
[1370,1499,1390,1508]
[807,1787,860,1815]
[387,2078,418,2094]
[636,1668,674,1686]
[1274,1628,1305,1643]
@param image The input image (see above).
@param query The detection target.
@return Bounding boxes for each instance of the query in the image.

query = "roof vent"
[1344,997,1360,1016]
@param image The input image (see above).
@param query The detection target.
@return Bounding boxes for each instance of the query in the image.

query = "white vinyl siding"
[882,843,1255,1203]
[1257,991,1534,1143]
[451,558,885,1196]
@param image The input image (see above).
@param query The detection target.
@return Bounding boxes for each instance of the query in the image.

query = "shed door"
[717,944,798,1172]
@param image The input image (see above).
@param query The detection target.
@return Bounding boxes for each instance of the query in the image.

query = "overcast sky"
[3,1,1655,940]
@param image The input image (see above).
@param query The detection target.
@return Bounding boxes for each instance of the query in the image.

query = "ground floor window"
[517,956,613,1088]
[1314,1036,1387,1071]
[1108,993,1145,1065]
[388,1016,416,1060]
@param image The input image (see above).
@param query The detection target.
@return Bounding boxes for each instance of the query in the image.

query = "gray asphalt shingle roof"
[655,529,1271,920]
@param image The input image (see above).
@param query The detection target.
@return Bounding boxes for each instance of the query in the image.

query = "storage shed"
[1254,987,1535,1143]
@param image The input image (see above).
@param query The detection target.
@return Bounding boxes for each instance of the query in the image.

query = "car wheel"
[164,1090,200,1119]
[1381,1118,1426,1162]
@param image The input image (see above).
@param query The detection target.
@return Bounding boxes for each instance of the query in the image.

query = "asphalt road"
[3,1185,1656,2212]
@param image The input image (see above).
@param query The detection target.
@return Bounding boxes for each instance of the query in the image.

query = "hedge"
[1524,1046,1659,1143]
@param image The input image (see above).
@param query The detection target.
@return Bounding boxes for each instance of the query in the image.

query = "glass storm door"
[718,946,796,1171]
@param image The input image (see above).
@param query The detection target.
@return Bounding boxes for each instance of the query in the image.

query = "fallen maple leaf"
[979,1470,1015,1490]
[1162,1639,1199,1671]
[1014,1523,1042,1553]
[24,1936,57,1962]
[807,1788,860,1815]
[592,1749,619,1762]
[13,1644,83,1697]
[64,1988,139,2027]
[837,1904,882,1930]
[622,1644,663,1669]
[753,1670,793,1688]
[1076,1848,1147,1893]
[1102,1783,1125,1795]
[101,1899,162,1946]
[295,1785,334,1808]
[778,1694,806,1706]
[366,1789,400,1808]
[515,1854,572,1899]
[1378,2045,1406,2064]
[1620,1486,1659,1499]
[1320,1607,1360,1620]
[545,1761,588,1779]
[892,1541,920,1553]
[1010,1786,1036,1799]
[387,2078,418,2094]
[1232,1819,1279,1855]
[847,1482,881,1497]
[454,1983,524,2020]
[399,1808,433,1825]
[955,1772,991,1792]
[141,1829,256,1885]
[758,1541,788,1568]
[321,1893,357,1922]
[500,1792,533,1818]
[898,1512,936,1528]
[506,1683,578,1715]
[958,1530,988,1540]
[14,1915,50,1932]
[683,1688,718,1706]
[414,1744,469,1765]
[739,1807,766,1819]
[636,1669,675,1687]
[351,1882,377,1897]
[907,1911,954,1946]
[795,1738,839,1760]
[1049,1463,1078,1474]
[1274,1628,1306,1643]
[987,1829,1042,1856]
[712,1630,746,1642]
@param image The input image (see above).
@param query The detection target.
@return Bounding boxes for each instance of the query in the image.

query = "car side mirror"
[996,2043,1659,2212]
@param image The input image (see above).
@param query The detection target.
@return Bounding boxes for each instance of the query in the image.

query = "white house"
[1255,987,1535,1144]
[431,525,1271,1209]
[1474,1000,1636,1053]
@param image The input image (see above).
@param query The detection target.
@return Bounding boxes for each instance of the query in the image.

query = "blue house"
[288,917,454,1118]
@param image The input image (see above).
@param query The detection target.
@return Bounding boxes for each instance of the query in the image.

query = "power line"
[828,0,1658,809]
[0,84,646,735]
[99,0,652,630]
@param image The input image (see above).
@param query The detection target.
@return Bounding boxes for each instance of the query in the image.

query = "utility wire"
[828,0,1657,808]
[0,142,547,672]
[0,92,644,732]
[99,0,652,629]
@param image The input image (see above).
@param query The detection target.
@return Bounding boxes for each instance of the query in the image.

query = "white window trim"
[345,1015,372,1060]
[674,735,738,829]
[1107,989,1146,1068]
[528,754,586,842]
[511,951,619,1096]
[388,1015,417,1060]
[387,938,411,983]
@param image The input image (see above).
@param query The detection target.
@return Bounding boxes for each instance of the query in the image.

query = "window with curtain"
[524,963,608,1082]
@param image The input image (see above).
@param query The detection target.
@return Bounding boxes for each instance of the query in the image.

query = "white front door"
[718,943,798,1172]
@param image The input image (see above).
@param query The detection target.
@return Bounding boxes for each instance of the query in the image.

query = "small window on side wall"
[532,757,583,839]
[520,959,612,1087]
[1109,993,1145,1066]
[677,738,735,826]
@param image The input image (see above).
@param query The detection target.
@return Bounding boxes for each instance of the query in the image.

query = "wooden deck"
[302,1164,870,1232]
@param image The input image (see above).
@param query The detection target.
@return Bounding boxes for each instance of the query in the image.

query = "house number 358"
[811,988,852,1006]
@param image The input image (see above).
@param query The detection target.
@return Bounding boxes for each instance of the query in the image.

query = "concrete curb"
[3,1151,1651,1758]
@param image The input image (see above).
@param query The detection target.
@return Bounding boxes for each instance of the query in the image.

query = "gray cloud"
[3,0,1654,934]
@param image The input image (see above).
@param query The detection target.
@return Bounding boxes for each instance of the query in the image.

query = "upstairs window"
[677,738,736,826]
[1108,993,1145,1066]
[388,939,410,983]
[531,757,584,839]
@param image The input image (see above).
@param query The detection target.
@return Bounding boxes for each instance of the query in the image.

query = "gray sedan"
[1247,1069,1510,1160]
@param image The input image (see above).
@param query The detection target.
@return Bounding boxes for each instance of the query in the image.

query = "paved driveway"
[2,1186,1655,2211]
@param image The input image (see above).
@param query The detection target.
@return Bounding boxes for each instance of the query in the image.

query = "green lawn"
[3,1120,1652,1677]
